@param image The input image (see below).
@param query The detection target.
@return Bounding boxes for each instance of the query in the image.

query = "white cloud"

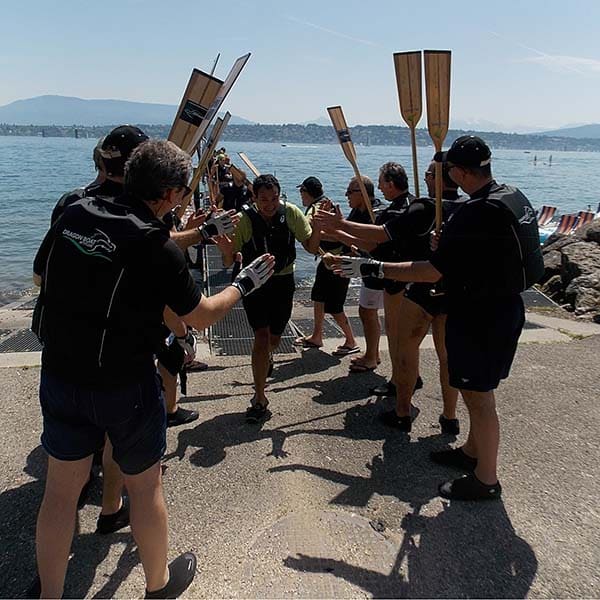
[518,54,600,75]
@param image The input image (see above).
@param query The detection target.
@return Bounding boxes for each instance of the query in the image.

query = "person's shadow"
[0,446,139,599]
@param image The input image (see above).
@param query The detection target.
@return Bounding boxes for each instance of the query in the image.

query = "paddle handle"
[434,150,443,234]
[176,165,204,219]
[410,127,420,198]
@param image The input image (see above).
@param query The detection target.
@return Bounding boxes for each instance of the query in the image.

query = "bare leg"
[393,297,431,417]
[383,291,405,385]
[431,315,459,420]
[157,363,177,415]
[124,462,169,592]
[101,438,124,515]
[252,327,275,406]
[461,389,500,485]
[331,311,357,348]
[36,454,93,599]
[301,302,325,346]
[352,306,381,368]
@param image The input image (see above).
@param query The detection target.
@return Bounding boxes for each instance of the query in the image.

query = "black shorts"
[40,367,166,475]
[404,283,447,317]
[155,338,184,376]
[445,295,525,392]
[311,260,350,314]
[242,273,295,336]
[382,278,406,295]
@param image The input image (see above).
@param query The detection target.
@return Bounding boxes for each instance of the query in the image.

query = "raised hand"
[183,209,208,231]
[232,254,275,296]
[314,203,343,229]
[198,210,239,241]
[333,256,384,279]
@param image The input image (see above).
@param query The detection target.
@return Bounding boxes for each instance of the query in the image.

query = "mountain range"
[0,95,255,126]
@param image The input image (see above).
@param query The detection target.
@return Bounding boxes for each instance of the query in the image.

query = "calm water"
[0,136,598,302]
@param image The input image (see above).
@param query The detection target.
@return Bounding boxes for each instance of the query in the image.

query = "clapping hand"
[232,254,275,296]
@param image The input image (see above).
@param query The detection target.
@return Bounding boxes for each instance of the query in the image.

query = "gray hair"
[124,140,192,202]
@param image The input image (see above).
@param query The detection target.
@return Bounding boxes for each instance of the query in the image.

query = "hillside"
[0,95,254,126]
[539,124,600,139]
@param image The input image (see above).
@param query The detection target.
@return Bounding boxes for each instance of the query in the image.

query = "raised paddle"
[327,105,375,223]
[393,51,423,197]
[187,53,251,154]
[237,152,261,178]
[168,68,223,153]
[176,113,231,219]
[424,50,451,233]
[229,163,253,187]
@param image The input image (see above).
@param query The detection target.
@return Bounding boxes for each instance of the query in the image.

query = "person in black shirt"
[32,139,274,598]
[294,176,358,354]
[332,136,544,502]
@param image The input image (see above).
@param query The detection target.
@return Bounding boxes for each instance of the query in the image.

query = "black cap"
[101,125,149,177]
[434,135,492,168]
[296,176,323,198]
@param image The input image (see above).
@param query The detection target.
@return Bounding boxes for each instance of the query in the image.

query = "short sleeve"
[287,204,312,243]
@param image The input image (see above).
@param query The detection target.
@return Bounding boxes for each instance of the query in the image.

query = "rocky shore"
[540,220,600,321]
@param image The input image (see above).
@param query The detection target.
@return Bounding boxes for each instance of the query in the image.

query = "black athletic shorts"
[445,294,525,392]
[404,282,447,317]
[311,260,350,314]
[242,273,295,336]
[382,278,406,295]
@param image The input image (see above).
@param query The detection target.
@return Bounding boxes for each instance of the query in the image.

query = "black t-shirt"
[34,194,202,386]
[430,181,523,302]
[51,179,123,225]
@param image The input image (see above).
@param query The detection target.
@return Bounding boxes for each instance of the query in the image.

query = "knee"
[254,329,270,348]
[269,334,281,348]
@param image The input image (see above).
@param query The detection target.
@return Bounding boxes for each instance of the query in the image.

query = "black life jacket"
[34,196,168,380]
[483,184,545,292]
[241,202,296,273]
[371,193,414,262]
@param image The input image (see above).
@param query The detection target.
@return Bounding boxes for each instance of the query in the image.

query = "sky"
[1,0,600,132]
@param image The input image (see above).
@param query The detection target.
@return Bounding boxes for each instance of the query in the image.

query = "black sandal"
[438,473,502,501]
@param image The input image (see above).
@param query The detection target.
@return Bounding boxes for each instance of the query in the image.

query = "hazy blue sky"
[2,0,599,131]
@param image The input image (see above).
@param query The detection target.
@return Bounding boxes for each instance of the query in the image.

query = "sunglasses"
[346,188,360,194]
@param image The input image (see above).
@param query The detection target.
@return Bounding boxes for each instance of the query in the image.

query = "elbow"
[33,273,42,287]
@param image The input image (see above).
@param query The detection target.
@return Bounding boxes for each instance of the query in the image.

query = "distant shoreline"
[1,123,599,152]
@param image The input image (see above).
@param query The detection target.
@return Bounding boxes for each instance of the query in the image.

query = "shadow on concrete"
[0,446,138,599]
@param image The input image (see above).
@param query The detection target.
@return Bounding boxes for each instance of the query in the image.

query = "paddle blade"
[237,152,261,177]
[424,50,451,151]
[187,52,251,154]
[393,51,423,128]
[176,113,231,218]
[168,68,223,154]
[327,105,357,164]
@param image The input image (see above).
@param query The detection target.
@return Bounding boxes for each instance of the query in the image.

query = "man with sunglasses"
[331,136,544,501]
[32,139,274,598]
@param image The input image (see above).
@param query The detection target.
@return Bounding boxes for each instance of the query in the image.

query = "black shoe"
[96,499,130,535]
[439,473,502,501]
[245,403,271,424]
[439,414,460,435]
[430,447,477,471]
[370,376,423,397]
[145,552,197,599]
[167,407,199,428]
[378,409,412,431]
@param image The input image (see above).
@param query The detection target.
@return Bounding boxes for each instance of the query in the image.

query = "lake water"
[0,136,598,303]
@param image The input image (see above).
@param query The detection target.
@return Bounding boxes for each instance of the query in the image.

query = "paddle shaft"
[410,127,420,197]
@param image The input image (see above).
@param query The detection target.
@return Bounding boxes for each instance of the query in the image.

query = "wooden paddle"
[168,68,223,153]
[176,113,231,219]
[187,53,251,154]
[393,51,423,198]
[229,163,253,187]
[237,152,261,178]
[424,50,451,233]
[327,106,375,223]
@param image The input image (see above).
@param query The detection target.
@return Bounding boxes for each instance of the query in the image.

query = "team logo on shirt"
[62,228,116,261]
[518,206,536,225]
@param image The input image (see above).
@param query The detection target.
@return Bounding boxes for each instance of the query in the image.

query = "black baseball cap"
[297,176,323,198]
[434,135,492,168]
[100,125,149,176]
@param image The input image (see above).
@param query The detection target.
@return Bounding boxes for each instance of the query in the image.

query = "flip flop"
[349,362,377,373]
[332,345,360,357]
[293,337,322,349]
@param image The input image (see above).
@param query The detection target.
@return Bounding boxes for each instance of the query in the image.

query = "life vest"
[483,184,545,292]
[33,196,168,378]
[241,202,296,273]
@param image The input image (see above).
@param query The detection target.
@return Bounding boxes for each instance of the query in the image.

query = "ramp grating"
[0,329,42,353]
[293,318,342,338]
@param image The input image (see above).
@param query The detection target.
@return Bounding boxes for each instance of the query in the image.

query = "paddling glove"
[232,255,274,297]
[198,211,235,241]
[339,257,384,279]
[175,328,197,364]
